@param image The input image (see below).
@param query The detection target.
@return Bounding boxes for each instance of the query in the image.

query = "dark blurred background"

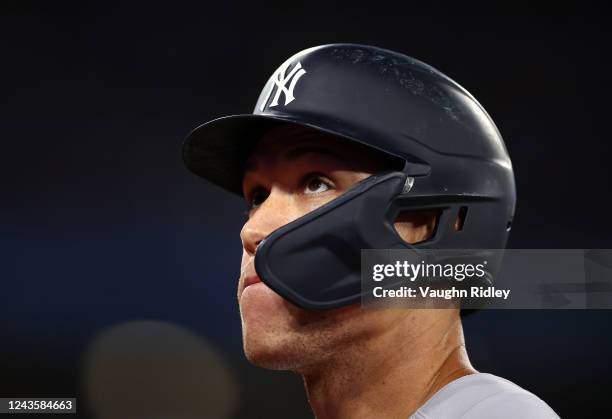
[2,5,611,418]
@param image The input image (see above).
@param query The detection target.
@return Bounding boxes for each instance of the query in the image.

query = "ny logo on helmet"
[260,61,307,111]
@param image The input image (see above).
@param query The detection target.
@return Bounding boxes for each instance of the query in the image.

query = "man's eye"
[249,188,269,209]
[304,177,331,195]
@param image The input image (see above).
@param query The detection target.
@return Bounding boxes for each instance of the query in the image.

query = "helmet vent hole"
[454,206,468,232]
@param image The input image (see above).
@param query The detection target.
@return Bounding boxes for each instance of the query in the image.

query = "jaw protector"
[254,166,495,311]
[255,170,408,310]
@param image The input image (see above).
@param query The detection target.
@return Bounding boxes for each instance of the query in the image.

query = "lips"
[239,273,263,300]
[244,274,262,288]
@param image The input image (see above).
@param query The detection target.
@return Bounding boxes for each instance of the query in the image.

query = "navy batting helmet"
[183,44,516,310]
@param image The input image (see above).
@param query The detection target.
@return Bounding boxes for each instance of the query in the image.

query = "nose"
[240,225,264,256]
[240,188,296,256]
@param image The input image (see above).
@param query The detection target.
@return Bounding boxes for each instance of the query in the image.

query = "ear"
[393,210,439,244]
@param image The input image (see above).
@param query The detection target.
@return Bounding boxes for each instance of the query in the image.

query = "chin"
[239,282,304,370]
[240,283,337,371]
[238,282,366,371]
[240,308,308,371]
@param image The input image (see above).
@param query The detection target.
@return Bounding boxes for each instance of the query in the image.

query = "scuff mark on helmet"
[330,46,463,122]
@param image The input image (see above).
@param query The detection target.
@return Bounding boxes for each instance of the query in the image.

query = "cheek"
[394,221,430,244]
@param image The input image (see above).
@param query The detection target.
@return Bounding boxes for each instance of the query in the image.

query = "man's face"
[237,125,436,371]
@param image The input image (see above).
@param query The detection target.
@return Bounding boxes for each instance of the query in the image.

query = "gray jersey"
[409,373,559,419]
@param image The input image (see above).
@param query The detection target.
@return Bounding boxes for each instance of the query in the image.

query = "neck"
[300,312,476,419]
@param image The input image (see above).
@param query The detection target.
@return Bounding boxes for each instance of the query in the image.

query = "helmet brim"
[182,113,381,197]
[182,114,304,196]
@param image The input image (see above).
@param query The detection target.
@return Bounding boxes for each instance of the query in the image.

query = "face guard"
[182,44,516,311]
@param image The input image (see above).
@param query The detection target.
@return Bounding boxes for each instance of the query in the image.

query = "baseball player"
[183,44,559,418]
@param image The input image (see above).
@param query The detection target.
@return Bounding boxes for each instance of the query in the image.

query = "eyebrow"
[244,145,344,173]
